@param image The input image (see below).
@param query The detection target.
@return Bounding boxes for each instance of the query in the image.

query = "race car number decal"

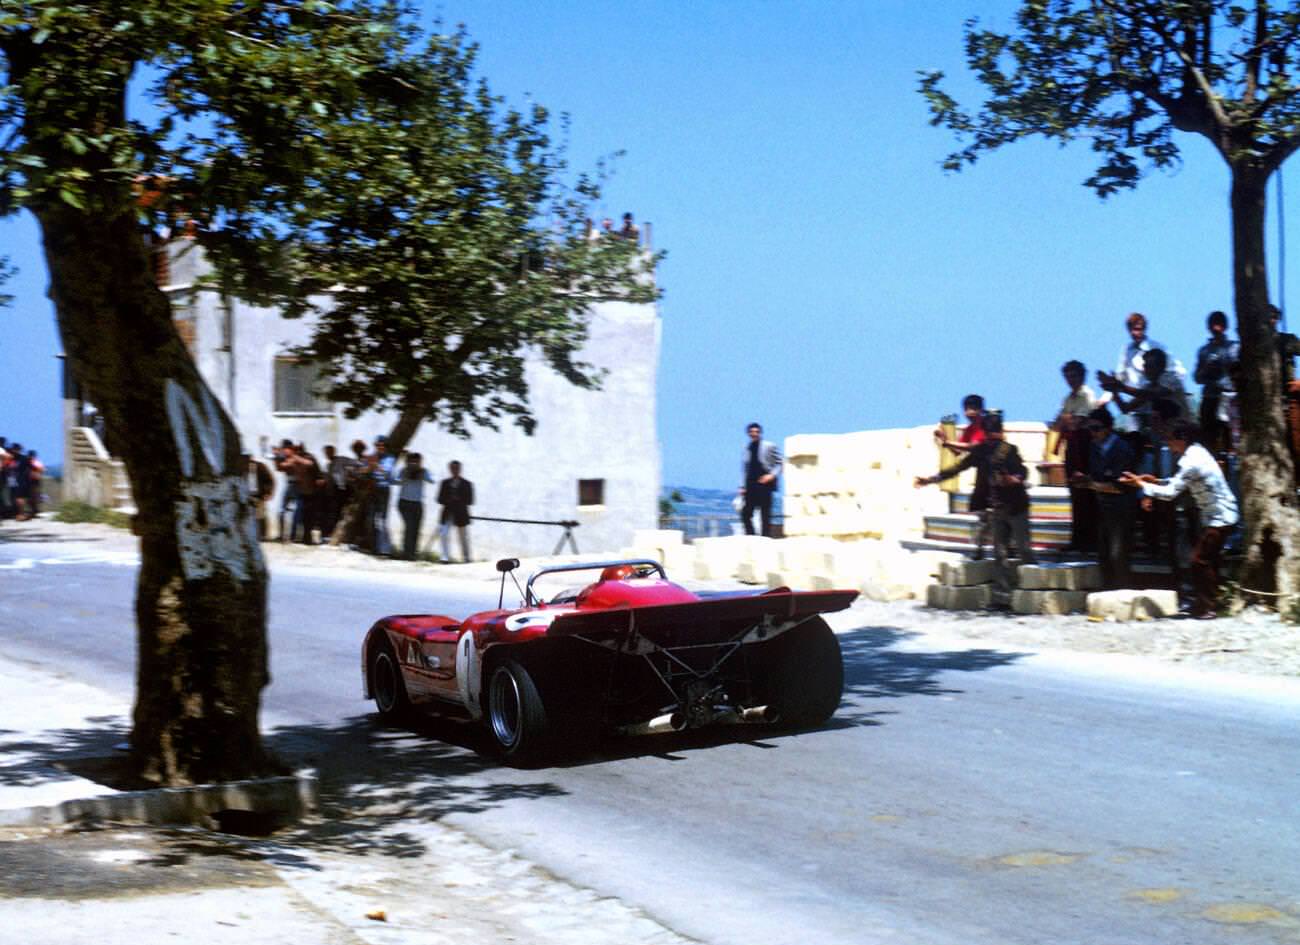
[504,611,559,633]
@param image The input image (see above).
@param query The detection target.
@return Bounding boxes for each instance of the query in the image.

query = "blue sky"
[0,1,1289,488]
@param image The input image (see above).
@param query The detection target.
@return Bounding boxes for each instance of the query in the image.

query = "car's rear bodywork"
[362,559,857,763]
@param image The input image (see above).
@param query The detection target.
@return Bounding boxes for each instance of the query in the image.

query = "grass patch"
[54,500,133,530]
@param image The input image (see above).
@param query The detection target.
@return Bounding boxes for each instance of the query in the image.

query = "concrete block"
[690,536,760,579]
[1017,562,1102,591]
[661,545,696,578]
[1086,589,1180,620]
[632,529,683,549]
[925,583,993,611]
[736,561,764,584]
[860,578,918,602]
[776,536,841,572]
[1010,589,1089,615]
[767,570,822,591]
[692,558,727,581]
[938,559,998,587]
[848,546,960,602]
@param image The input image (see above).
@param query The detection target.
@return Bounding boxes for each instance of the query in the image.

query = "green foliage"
[269,28,662,438]
[55,499,132,529]
[0,2,659,441]
[919,2,1300,191]
[0,1,410,241]
[658,488,684,525]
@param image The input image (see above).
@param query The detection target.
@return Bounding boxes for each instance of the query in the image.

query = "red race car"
[362,558,857,764]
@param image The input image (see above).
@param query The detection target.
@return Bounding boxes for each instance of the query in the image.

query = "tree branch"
[1101,0,1232,135]
[1244,0,1266,104]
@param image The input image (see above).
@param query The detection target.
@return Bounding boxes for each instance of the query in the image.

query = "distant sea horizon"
[660,484,783,539]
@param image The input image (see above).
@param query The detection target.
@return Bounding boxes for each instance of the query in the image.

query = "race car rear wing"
[546,588,858,649]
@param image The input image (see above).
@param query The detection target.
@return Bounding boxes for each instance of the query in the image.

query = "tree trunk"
[1229,166,1300,611]
[35,200,273,785]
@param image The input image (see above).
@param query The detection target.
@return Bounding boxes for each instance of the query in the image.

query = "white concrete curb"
[0,767,318,830]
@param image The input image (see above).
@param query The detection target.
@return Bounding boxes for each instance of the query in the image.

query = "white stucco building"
[63,238,663,559]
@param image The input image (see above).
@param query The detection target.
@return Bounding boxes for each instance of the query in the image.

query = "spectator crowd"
[247,436,474,562]
[917,309,1300,619]
[0,438,45,521]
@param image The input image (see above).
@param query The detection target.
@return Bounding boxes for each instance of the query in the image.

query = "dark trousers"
[971,507,992,557]
[1067,487,1098,552]
[1199,395,1230,458]
[741,483,773,537]
[1191,525,1231,616]
[993,508,1036,592]
[398,498,423,560]
[293,491,320,543]
[1064,429,1097,552]
[322,484,347,540]
[1097,498,1135,590]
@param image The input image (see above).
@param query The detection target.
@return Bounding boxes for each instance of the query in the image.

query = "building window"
[273,356,332,414]
[578,478,605,507]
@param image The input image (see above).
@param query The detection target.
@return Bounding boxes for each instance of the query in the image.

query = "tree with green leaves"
[256,28,659,528]
[2,2,655,783]
[921,0,1300,610]
[0,0,418,784]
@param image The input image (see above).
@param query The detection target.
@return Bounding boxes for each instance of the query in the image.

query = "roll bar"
[521,558,667,606]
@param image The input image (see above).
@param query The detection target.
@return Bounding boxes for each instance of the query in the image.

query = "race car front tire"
[370,638,411,720]
[487,659,553,765]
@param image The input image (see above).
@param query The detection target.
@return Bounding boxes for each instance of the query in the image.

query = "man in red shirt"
[934,395,991,557]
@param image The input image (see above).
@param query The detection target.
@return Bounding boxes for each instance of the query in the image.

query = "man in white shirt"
[1100,312,1186,431]
[1122,420,1239,619]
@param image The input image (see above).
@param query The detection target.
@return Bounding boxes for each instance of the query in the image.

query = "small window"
[273,356,332,414]
[578,478,605,507]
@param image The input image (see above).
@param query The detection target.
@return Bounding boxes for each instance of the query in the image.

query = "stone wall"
[782,422,1052,542]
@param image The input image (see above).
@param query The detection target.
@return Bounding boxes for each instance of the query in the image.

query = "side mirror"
[495,558,520,609]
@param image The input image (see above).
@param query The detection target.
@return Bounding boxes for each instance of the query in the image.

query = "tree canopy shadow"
[0,623,1029,872]
[259,712,568,860]
[833,625,1028,726]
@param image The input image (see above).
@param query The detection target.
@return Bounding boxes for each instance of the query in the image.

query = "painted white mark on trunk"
[164,379,262,582]
[165,379,225,478]
[174,478,257,581]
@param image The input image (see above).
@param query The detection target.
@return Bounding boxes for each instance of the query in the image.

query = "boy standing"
[917,414,1035,594]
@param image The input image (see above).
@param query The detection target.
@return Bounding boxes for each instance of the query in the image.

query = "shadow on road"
[2,625,1029,864]
[263,714,567,859]
[835,625,1028,727]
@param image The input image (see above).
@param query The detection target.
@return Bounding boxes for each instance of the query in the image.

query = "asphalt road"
[2,532,1298,945]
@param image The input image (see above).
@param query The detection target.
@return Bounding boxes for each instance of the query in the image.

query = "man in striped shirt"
[1122,420,1239,619]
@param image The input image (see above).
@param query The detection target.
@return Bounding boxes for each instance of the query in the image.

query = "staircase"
[921,487,1072,552]
[64,427,135,512]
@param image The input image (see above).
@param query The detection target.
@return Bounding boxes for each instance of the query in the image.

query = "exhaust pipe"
[620,704,773,736]
[619,711,689,737]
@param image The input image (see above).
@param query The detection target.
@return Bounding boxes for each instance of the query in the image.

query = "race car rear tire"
[370,638,411,720]
[487,660,553,765]
[763,617,843,728]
